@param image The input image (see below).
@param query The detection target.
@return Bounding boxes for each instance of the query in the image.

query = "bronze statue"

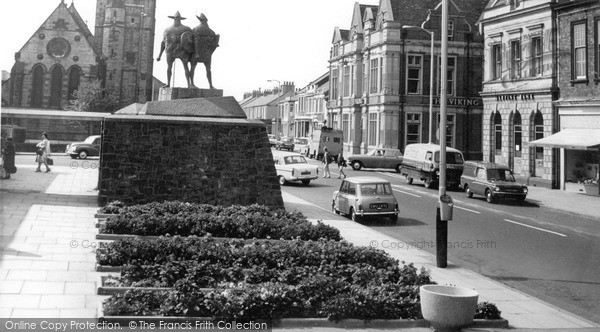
[156,11,195,88]
[156,11,220,89]
[190,13,220,89]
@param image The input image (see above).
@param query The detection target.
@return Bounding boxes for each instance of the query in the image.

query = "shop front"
[528,129,600,196]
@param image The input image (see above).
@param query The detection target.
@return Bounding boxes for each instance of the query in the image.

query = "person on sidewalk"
[1,137,16,179]
[322,147,332,178]
[35,132,51,173]
[337,151,347,179]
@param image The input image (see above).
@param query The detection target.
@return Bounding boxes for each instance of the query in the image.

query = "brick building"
[328,0,485,158]
[529,0,600,195]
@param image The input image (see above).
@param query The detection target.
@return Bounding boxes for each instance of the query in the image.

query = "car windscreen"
[360,183,393,195]
[434,152,464,164]
[487,169,515,182]
[84,136,97,143]
[284,156,308,164]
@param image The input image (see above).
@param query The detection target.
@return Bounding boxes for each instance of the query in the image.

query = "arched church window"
[68,67,81,100]
[31,65,44,107]
[50,66,64,108]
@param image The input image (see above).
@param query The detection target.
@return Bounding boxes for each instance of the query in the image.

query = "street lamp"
[267,79,281,140]
[403,12,435,144]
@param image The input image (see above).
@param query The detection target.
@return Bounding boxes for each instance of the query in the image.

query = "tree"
[66,79,121,113]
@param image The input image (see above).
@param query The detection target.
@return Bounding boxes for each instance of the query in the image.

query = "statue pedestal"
[158,87,224,101]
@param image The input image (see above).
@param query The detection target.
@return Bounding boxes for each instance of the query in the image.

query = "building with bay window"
[328,0,485,159]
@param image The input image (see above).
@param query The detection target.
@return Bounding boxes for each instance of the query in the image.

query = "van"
[460,161,528,203]
[400,143,464,189]
[307,127,343,160]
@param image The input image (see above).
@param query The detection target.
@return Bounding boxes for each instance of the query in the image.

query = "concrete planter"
[420,285,479,332]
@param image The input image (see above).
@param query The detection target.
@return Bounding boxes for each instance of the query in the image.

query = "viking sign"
[157,12,220,89]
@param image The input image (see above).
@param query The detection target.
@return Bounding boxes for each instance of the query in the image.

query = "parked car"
[332,176,399,223]
[65,135,101,159]
[273,152,319,186]
[275,136,295,151]
[268,134,277,147]
[347,148,403,173]
[460,161,528,203]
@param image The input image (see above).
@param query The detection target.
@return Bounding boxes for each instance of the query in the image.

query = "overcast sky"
[0,0,379,100]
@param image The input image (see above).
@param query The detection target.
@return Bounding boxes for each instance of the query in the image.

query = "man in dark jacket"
[2,137,16,179]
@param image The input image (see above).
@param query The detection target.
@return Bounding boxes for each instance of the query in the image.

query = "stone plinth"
[158,87,223,101]
[98,115,283,208]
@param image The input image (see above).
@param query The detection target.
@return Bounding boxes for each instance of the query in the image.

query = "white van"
[400,143,465,189]
[307,127,343,160]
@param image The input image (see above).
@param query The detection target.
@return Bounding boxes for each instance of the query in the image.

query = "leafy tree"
[66,79,121,113]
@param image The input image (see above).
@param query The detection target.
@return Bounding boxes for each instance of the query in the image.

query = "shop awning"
[527,129,600,150]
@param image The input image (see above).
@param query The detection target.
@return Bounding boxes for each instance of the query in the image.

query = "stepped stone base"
[158,87,223,101]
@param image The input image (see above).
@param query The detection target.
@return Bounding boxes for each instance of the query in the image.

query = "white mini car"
[273,152,319,186]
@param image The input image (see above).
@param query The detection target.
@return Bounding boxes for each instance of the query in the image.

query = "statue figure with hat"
[156,11,195,88]
[190,13,220,89]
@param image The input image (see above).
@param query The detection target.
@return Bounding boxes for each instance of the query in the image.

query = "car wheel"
[70,155,78,159]
[387,215,397,224]
[78,150,88,159]
[351,161,363,171]
[424,178,435,189]
[278,176,286,186]
[395,164,401,173]
[465,185,473,198]
[350,208,361,223]
[406,176,413,185]
[301,179,311,186]
[331,200,340,215]
[517,196,526,204]
[485,189,495,203]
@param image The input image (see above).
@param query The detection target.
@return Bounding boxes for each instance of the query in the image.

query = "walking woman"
[35,132,51,173]
[337,151,347,179]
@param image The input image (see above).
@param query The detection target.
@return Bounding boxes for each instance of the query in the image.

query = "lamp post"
[403,15,435,143]
[267,79,281,140]
[436,0,452,268]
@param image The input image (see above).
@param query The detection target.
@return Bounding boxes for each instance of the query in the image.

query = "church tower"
[94,0,156,104]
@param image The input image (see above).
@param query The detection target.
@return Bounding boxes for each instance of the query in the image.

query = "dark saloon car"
[460,161,528,203]
[275,136,295,151]
[65,135,101,159]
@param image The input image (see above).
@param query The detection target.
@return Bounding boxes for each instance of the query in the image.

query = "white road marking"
[392,188,421,198]
[454,205,481,214]
[504,219,567,237]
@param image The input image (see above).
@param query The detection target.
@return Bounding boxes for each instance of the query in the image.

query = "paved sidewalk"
[0,163,107,318]
[0,158,598,330]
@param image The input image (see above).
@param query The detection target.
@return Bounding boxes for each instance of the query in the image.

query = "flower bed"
[98,202,341,241]
[96,237,399,269]
[103,271,432,320]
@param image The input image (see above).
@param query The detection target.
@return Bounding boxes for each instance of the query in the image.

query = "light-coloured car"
[332,176,399,223]
[268,134,277,147]
[65,135,101,159]
[294,137,309,155]
[347,148,403,173]
[274,152,319,186]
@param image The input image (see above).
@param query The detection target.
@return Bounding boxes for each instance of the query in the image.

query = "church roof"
[17,1,102,60]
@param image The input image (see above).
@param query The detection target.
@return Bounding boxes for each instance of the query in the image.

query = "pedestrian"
[322,147,331,178]
[1,137,16,179]
[337,151,347,179]
[35,132,51,173]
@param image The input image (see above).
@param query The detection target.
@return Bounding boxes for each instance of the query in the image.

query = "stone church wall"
[98,115,284,208]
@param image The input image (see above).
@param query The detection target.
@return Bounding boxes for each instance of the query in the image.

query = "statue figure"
[156,11,195,88]
[190,13,220,89]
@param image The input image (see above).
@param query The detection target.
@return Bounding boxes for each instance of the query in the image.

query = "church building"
[7,0,156,110]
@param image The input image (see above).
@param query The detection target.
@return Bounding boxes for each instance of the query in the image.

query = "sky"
[0,0,379,100]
